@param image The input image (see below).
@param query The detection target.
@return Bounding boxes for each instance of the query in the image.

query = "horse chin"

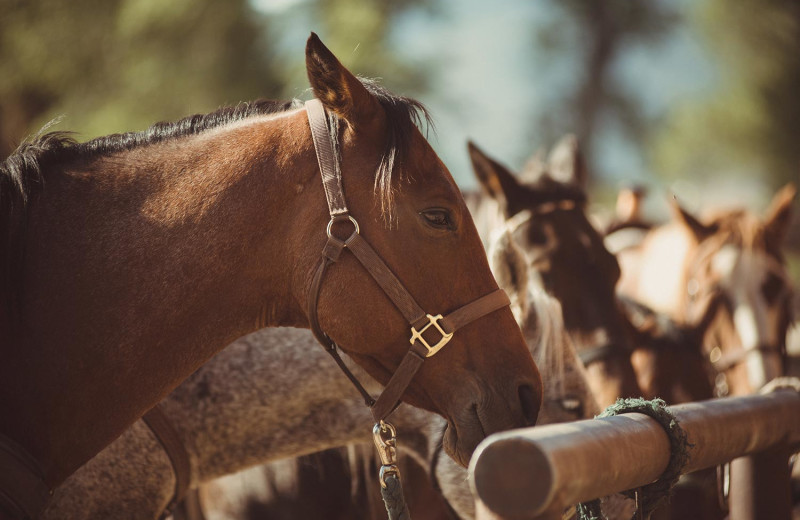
[441,409,486,468]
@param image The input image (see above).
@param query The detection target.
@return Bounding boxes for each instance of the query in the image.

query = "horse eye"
[761,272,785,305]
[420,209,454,230]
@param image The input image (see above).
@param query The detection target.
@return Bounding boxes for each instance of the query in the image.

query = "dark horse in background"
[0,34,542,518]
[465,138,642,408]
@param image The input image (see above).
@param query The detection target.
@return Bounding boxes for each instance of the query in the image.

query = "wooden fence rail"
[469,388,800,520]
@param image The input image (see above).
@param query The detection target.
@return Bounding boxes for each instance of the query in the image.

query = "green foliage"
[651,0,800,187]
[0,0,434,159]
[0,0,284,157]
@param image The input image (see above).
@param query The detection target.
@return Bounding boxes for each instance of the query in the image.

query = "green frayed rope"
[576,397,692,520]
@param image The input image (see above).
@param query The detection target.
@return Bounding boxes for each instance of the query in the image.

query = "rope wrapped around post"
[576,398,691,520]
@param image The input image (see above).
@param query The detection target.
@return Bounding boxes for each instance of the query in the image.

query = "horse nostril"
[518,383,540,426]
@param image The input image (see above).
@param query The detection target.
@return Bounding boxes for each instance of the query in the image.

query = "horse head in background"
[618,184,796,395]
[465,137,641,407]
[0,33,541,513]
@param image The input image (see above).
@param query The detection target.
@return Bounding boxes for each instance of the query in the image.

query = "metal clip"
[373,421,397,466]
[373,421,400,488]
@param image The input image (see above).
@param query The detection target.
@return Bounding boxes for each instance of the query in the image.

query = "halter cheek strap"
[142,405,191,520]
[305,99,511,422]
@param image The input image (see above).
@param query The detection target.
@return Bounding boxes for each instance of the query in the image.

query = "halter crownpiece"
[304,98,511,422]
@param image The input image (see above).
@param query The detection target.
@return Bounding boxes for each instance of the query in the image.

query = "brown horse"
[465,138,641,407]
[617,185,796,396]
[43,290,591,519]
[0,33,541,515]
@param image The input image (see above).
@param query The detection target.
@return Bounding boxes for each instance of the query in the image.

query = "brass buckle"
[410,314,453,357]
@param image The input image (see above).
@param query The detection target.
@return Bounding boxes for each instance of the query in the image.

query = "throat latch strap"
[142,404,191,519]
[0,433,52,519]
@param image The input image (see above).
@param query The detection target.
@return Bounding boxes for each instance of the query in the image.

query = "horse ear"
[615,186,646,224]
[305,33,380,127]
[547,134,587,190]
[764,183,796,246]
[468,141,522,216]
[519,148,547,183]
[670,197,715,242]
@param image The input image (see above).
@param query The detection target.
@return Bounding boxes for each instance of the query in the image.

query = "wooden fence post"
[469,390,800,520]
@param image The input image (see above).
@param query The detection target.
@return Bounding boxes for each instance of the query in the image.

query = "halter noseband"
[304,98,512,423]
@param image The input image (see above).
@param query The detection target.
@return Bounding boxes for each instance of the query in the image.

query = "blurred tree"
[276,0,434,99]
[0,0,284,158]
[536,0,678,183]
[651,0,800,188]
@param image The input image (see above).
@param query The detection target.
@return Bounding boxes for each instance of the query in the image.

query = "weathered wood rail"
[469,388,800,519]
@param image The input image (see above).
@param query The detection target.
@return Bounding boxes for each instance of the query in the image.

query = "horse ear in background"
[518,133,587,191]
[544,133,587,190]
[468,140,525,217]
[669,196,719,243]
[305,32,381,129]
[519,147,547,183]
[763,183,796,251]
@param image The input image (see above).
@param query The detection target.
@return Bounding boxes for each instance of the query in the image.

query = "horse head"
[670,184,796,394]
[295,35,542,466]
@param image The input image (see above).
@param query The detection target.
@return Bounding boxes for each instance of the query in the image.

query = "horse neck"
[525,289,600,420]
[3,107,325,485]
[43,327,441,519]
[523,266,639,407]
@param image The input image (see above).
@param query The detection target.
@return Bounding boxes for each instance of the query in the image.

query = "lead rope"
[373,421,410,520]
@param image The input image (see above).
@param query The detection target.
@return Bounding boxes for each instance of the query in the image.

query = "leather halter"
[0,434,51,519]
[142,404,192,520]
[305,99,511,422]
